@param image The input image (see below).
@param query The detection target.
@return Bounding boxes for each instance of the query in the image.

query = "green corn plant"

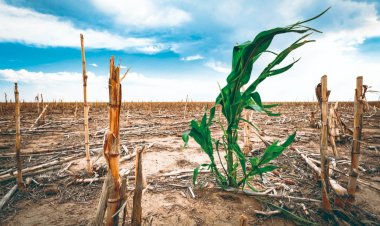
[183,8,329,188]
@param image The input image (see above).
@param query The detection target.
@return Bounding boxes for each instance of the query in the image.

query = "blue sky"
[0,0,379,101]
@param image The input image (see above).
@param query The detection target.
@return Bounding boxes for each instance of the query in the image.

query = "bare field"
[0,102,379,225]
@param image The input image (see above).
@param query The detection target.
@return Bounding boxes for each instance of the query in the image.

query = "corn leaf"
[193,167,200,186]
[281,131,297,147]
[182,131,190,147]
[259,132,296,165]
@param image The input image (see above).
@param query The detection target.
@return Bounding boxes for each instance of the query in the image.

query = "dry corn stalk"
[93,172,112,226]
[132,147,145,226]
[30,104,49,129]
[14,83,23,189]
[328,102,351,145]
[333,103,353,136]
[330,102,346,140]
[347,76,365,202]
[103,56,122,226]
[183,94,188,119]
[293,148,347,197]
[80,34,93,175]
[35,93,40,114]
[317,75,332,212]
[309,110,320,128]
[317,83,343,157]
[74,101,78,118]
[239,215,248,226]
[40,94,45,123]
[328,105,339,157]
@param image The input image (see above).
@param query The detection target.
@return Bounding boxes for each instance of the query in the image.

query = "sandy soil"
[0,102,379,225]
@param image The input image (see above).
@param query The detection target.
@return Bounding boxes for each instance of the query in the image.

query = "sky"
[0,0,379,102]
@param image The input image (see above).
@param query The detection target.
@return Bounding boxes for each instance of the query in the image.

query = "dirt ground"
[0,102,379,225]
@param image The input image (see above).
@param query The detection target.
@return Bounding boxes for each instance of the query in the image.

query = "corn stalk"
[14,83,23,189]
[318,75,332,211]
[80,34,93,175]
[103,56,122,226]
[131,147,145,226]
[40,93,45,123]
[347,76,365,202]
[184,8,329,188]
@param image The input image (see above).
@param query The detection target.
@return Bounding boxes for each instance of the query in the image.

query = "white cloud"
[0,1,164,53]
[1,0,380,102]
[0,69,82,84]
[135,44,166,54]
[90,63,98,68]
[0,69,223,101]
[322,19,380,51]
[254,36,380,101]
[181,54,204,61]
[194,0,380,101]
[301,1,380,52]
[90,0,191,28]
[205,60,230,74]
[123,72,222,101]
[250,1,380,101]
[0,69,108,101]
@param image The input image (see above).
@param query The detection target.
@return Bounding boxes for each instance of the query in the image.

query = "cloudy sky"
[0,0,379,102]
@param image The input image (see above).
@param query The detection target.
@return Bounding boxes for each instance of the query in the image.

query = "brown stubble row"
[1,101,379,114]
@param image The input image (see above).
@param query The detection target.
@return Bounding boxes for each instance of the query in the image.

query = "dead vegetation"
[0,99,379,225]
